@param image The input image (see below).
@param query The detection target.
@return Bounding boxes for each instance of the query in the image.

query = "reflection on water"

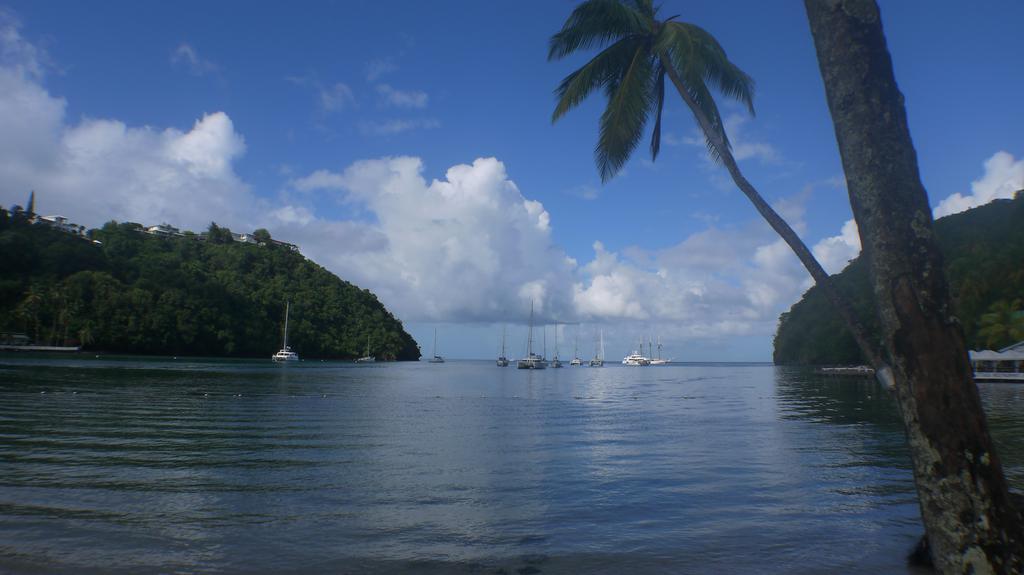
[1,356,1020,573]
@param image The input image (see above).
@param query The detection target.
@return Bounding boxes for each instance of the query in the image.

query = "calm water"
[2,356,1024,574]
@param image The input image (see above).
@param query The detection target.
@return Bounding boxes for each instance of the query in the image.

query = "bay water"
[2,356,1023,573]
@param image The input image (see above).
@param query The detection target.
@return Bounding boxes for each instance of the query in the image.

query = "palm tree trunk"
[657,52,890,381]
[803,0,1023,571]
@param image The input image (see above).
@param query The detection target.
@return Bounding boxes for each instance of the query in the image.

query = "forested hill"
[0,209,421,360]
[774,193,1024,365]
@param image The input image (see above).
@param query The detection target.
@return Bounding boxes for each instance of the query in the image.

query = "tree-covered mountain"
[0,208,420,360]
[774,192,1024,365]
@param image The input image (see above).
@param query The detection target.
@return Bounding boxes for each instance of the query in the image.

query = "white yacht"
[622,352,650,366]
[517,301,547,369]
[272,301,299,362]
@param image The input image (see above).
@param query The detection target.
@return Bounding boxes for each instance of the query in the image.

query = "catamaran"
[428,328,445,363]
[356,334,375,363]
[497,326,509,367]
[272,301,299,362]
[589,329,604,367]
[570,327,582,366]
[517,301,546,369]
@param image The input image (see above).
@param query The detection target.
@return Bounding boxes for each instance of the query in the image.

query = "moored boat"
[272,301,299,362]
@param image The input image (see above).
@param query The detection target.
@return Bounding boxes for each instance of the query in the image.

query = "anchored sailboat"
[429,328,445,363]
[517,301,546,369]
[497,326,509,367]
[550,323,563,368]
[356,334,375,363]
[272,301,299,362]
[589,329,604,367]
[570,326,582,366]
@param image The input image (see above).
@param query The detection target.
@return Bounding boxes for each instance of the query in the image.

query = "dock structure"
[970,341,1024,382]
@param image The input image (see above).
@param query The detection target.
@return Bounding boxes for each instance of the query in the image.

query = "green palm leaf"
[548,0,649,61]
[596,45,655,181]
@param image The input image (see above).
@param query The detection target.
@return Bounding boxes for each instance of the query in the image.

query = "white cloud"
[812,218,861,275]
[291,157,576,323]
[359,118,440,135]
[683,113,779,165]
[375,83,428,109]
[171,43,218,76]
[319,82,355,112]
[933,151,1024,218]
[365,58,396,82]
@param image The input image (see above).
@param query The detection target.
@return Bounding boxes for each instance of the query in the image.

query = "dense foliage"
[774,193,1024,364]
[0,209,420,360]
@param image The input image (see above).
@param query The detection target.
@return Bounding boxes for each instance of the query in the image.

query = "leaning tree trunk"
[803,0,1024,572]
[657,52,891,380]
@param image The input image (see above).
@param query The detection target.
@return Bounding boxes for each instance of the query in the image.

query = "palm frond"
[667,22,755,115]
[552,37,645,123]
[549,0,649,61]
[649,65,666,161]
[596,45,655,181]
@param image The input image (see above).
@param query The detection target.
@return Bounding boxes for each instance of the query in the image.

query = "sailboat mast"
[433,328,437,357]
[527,301,534,357]
[283,300,290,349]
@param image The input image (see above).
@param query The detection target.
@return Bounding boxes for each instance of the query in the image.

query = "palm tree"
[978,299,1024,349]
[549,0,886,374]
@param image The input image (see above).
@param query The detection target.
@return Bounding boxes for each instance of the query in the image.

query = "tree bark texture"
[803,0,1023,572]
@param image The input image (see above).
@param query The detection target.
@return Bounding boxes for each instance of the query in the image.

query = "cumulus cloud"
[0,20,254,231]
[933,151,1024,218]
[812,218,860,275]
[171,43,219,76]
[375,83,428,109]
[290,157,576,323]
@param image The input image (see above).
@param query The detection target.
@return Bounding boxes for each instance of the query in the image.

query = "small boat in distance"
[649,336,670,365]
[517,300,547,369]
[429,328,445,363]
[570,328,582,366]
[497,326,509,367]
[355,334,375,363]
[272,301,299,362]
[550,323,563,368]
[589,329,604,367]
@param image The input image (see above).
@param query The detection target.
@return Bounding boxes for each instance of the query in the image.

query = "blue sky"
[1,1,1022,361]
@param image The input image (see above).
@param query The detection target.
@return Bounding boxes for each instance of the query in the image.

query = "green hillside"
[774,192,1024,365]
[0,208,420,360]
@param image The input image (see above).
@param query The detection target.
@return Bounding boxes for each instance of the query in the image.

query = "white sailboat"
[429,328,445,363]
[589,329,604,367]
[550,323,563,368]
[356,334,375,363]
[649,336,670,365]
[517,301,546,369]
[272,301,299,362]
[497,326,509,367]
[570,327,582,366]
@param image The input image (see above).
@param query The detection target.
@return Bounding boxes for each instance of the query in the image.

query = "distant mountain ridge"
[0,208,421,360]
[773,193,1024,365]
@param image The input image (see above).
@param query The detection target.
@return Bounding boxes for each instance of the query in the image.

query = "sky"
[1,1,1022,361]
